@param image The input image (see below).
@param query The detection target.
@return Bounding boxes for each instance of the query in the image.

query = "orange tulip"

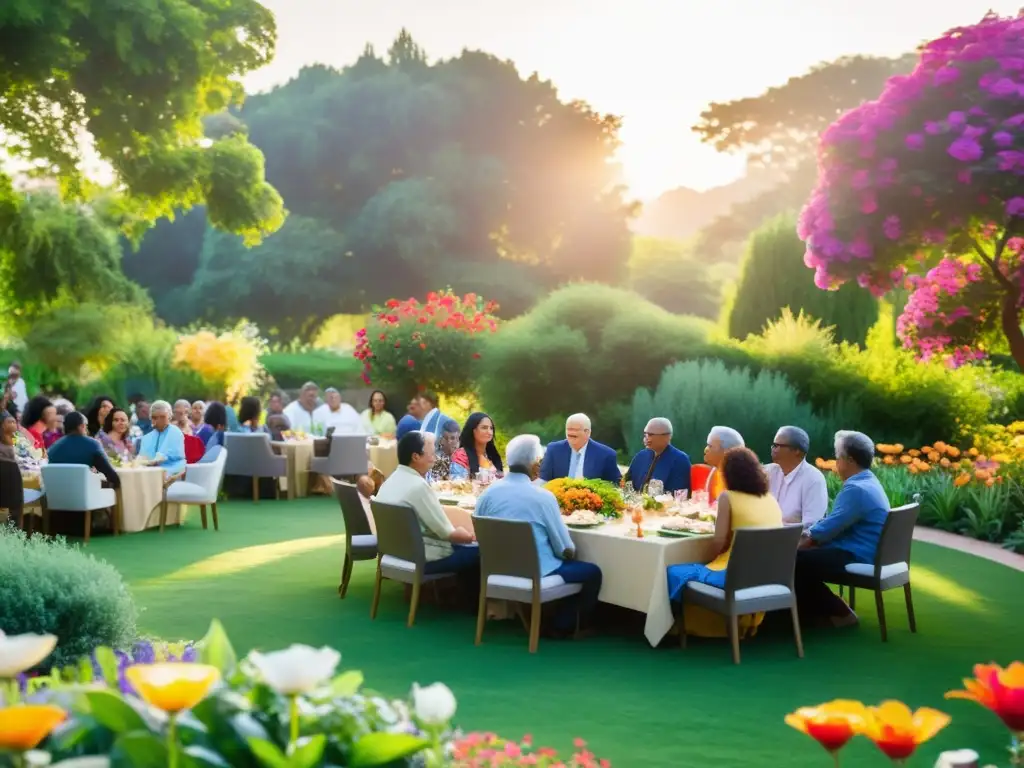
[900,455,913,464]
[954,473,971,487]
[785,700,866,754]
[933,441,948,452]
[125,663,220,713]
[861,701,950,761]
[909,449,921,457]
[946,446,961,458]
[946,662,1024,731]
[0,704,66,751]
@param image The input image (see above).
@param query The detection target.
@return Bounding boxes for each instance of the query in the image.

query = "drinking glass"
[648,479,664,498]
[674,489,689,504]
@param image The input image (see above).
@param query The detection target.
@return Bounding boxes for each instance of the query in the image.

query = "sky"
[246,0,1022,201]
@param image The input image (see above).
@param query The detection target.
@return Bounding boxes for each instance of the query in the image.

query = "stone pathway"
[913,526,1024,572]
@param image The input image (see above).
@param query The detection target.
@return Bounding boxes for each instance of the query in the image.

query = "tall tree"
[0,0,284,243]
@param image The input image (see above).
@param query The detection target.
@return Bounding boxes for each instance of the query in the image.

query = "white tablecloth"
[370,441,398,478]
[272,440,314,499]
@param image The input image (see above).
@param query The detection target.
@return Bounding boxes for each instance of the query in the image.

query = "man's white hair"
[646,417,673,435]
[506,434,544,469]
[151,400,172,415]
[173,399,190,410]
[708,426,744,450]
[834,430,875,468]
[565,413,592,431]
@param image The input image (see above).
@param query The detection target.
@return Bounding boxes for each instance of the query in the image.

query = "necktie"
[569,450,581,479]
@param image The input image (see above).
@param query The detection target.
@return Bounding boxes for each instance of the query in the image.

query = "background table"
[272,440,314,499]
[370,440,398,478]
[117,467,186,532]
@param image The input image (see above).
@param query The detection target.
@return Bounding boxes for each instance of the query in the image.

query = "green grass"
[86,498,1024,767]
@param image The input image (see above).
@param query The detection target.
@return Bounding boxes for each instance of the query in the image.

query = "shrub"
[0,526,137,669]
[628,236,722,319]
[261,349,364,390]
[627,359,857,463]
[173,322,268,403]
[727,213,878,345]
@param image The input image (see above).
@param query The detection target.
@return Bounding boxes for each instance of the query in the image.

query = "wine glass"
[648,479,664,498]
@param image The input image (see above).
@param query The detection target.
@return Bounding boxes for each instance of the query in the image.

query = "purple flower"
[947,111,967,126]
[988,77,1020,97]
[883,215,902,240]
[925,121,944,135]
[994,131,1014,147]
[1008,197,1024,217]
[905,133,925,150]
[948,137,983,162]
[934,66,961,85]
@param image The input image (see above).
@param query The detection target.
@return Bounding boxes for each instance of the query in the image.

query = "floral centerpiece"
[544,479,624,519]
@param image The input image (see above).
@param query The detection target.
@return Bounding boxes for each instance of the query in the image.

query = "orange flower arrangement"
[559,488,604,512]
[946,662,1024,732]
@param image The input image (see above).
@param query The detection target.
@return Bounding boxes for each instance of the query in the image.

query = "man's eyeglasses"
[771,442,794,450]
[644,432,670,438]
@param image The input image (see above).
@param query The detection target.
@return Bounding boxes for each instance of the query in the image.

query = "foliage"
[0,0,284,242]
[261,350,365,391]
[355,291,499,397]
[173,323,268,403]
[20,302,142,379]
[628,359,855,463]
[477,284,714,444]
[727,214,878,345]
[451,733,611,767]
[0,527,137,669]
[544,478,625,519]
[627,236,722,319]
[798,12,1024,367]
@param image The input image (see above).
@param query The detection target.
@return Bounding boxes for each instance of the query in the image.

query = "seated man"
[418,390,455,438]
[475,435,603,637]
[539,413,621,485]
[47,411,121,489]
[765,425,828,528]
[796,430,890,627]
[137,400,187,478]
[375,431,477,574]
[430,419,468,482]
[321,387,363,433]
[703,426,745,502]
[624,418,691,494]
[396,397,424,441]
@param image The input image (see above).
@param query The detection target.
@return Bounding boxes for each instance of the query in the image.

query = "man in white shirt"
[6,362,28,412]
[375,431,477,573]
[321,388,363,433]
[283,381,329,432]
[765,425,829,528]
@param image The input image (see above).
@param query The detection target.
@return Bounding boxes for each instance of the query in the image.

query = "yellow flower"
[785,700,867,754]
[861,701,950,761]
[0,704,66,750]
[125,663,220,713]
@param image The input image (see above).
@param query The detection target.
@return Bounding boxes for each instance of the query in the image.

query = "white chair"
[473,516,583,653]
[163,449,228,533]
[40,464,119,544]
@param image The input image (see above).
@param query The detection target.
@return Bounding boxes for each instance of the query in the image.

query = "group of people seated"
[367,410,890,642]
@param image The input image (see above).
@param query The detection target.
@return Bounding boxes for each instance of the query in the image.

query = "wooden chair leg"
[678,613,687,649]
[875,589,888,642]
[528,598,542,653]
[474,588,487,645]
[408,578,422,628]
[84,509,92,545]
[211,502,219,531]
[370,563,383,619]
[728,614,741,664]
[200,504,208,530]
[42,505,50,536]
[159,499,168,533]
[849,586,856,610]
[274,479,281,500]
[903,583,917,633]
[339,553,353,599]
[790,605,805,658]
[252,477,259,504]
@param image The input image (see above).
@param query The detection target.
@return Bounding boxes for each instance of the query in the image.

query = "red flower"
[419,343,427,349]
[394,342,401,349]
[472,352,481,359]
[385,299,400,308]
[418,317,428,324]
[378,334,386,341]
[407,360,415,368]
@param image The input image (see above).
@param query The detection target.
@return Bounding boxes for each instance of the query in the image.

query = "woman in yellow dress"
[667,446,783,638]
[703,426,745,503]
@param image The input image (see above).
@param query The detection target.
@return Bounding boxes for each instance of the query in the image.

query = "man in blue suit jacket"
[624,417,691,494]
[539,413,622,485]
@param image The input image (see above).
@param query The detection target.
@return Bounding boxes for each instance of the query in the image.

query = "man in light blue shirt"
[475,434,603,636]
[796,430,890,627]
[137,400,187,478]
[418,390,456,439]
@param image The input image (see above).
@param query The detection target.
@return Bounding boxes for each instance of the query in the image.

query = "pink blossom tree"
[798,12,1024,367]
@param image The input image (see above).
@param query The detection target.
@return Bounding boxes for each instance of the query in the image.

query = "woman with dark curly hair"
[666,445,783,639]
[21,395,56,451]
[85,395,115,437]
[452,412,504,479]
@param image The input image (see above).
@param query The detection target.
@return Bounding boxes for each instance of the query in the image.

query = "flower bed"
[544,478,625,519]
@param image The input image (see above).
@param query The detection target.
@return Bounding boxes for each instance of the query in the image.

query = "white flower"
[0,630,58,677]
[934,750,980,768]
[411,682,456,725]
[49,759,112,768]
[247,645,340,695]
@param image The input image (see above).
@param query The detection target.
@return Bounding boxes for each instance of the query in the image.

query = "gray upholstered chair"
[828,502,919,642]
[223,433,286,502]
[473,516,583,653]
[332,479,377,598]
[680,525,804,664]
[311,434,370,479]
[370,500,455,627]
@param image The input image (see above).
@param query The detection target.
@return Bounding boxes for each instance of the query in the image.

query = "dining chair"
[0,460,39,531]
[680,525,804,664]
[39,464,119,544]
[473,516,583,653]
[311,434,370,479]
[827,502,919,642]
[223,433,286,502]
[690,464,713,494]
[370,500,455,627]
[163,448,228,532]
[332,479,378,598]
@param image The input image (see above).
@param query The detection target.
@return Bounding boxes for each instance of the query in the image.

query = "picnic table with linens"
[369,439,398,478]
[272,439,315,500]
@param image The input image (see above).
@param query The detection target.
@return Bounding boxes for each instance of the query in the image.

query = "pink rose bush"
[798,12,1024,366]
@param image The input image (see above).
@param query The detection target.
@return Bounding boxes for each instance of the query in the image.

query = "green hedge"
[261,350,364,391]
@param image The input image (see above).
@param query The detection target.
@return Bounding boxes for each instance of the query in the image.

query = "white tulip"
[934,751,980,768]
[411,682,457,725]
[0,630,58,677]
[49,759,112,768]
[247,645,340,695]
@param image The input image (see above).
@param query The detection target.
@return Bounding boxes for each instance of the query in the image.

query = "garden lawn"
[87,498,1024,768]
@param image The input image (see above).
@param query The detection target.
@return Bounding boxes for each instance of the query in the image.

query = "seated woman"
[98,407,135,462]
[452,412,504,480]
[237,396,267,433]
[85,395,115,438]
[667,446,783,638]
[266,413,290,442]
[21,395,55,453]
[361,390,397,437]
[203,401,229,450]
[703,426,745,503]
[137,400,187,478]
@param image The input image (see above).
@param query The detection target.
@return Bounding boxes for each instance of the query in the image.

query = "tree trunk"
[1001,290,1024,371]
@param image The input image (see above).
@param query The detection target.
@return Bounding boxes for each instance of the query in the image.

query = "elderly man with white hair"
[703,426,745,502]
[172,399,193,436]
[475,434,603,637]
[765,425,828,528]
[283,381,329,432]
[137,400,187,477]
[796,430,890,627]
[539,413,621,484]
[624,417,692,494]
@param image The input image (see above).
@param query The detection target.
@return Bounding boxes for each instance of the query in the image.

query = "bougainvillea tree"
[798,12,1024,367]
[354,291,499,396]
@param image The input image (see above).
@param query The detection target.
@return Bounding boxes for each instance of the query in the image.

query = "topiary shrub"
[0,527,138,669]
[727,213,878,345]
[261,350,365,391]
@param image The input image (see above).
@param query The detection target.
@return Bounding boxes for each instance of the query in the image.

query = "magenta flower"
[948,137,983,162]
[905,133,925,150]
[1007,197,1024,217]
[934,66,961,85]
[994,131,1014,147]
[883,215,902,240]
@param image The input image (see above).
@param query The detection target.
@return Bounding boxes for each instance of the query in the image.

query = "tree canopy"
[0,0,284,243]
